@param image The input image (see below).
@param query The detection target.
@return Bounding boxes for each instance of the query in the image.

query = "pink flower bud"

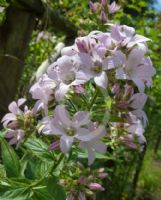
[98,172,108,179]
[78,176,86,185]
[88,183,105,191]
[99,10,107,23]
[48,140,60,151]
[117,101,129,109]
[76,39,89,53]
[79,192,86,200]
[101,0,107,7]
[74,85,85,94]
[124,85,134,98]
[67,194,74,200]
[89,1,98,12]
[108,1,120,14]
[120,136,138,150]
[112,83,120,95]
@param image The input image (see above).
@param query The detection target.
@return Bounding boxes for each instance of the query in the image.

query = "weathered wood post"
[0,5,36,120]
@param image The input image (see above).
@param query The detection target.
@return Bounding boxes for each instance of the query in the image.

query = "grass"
[135,148,161,200]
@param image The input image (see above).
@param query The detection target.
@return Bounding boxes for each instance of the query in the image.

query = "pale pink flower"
[108,1,120,14]
[116,47,156,92]
[77,49,110,89]
[30,74,56,114]
[47,55,89,100]
[78,122,107,165]
[126,120,146,144]
[2,98,26,127]
[110,24,150,48]
[40,105,91,153]
[5,129,25,149]
[40,105,106,164]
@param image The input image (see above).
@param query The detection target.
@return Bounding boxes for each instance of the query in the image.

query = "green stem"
[89,87,99,110]
[50,153,65,175]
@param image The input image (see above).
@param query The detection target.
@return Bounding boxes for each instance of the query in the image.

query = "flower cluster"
[2,98,36,148]
[1,23,156,200]
[61,166,107,200]
[2,23,155,156]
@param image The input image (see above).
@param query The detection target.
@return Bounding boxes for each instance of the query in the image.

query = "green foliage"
[0,137,21,178]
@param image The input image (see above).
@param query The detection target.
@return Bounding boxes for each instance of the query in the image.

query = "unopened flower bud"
[112,83,120,95]
[120,136,138,150]
[89,1,98,12]
[48,140,60,151]
[88,183,105,191]
[98,172,108,179]
[99,10,107,23]
[117,101,129,109]
[101,0,107,7]
[79,192,86,200]
[85,189,94,196]
[78,176,86,185]
[74,85,85,94]
[97,168,105,173]
[87,175,94,182]
[124,85,134,98]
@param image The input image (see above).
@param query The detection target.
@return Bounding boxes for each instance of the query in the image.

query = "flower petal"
[94,71,108,89]
[60,135,73,153]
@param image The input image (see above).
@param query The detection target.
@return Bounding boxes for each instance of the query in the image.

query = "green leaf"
[44,177,66,200]
[0,138,21,177]
[0,187,31,200]
[31,188,55,200]
[24,137,54,162]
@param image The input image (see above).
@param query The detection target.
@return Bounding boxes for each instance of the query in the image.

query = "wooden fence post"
[0,5,36,121]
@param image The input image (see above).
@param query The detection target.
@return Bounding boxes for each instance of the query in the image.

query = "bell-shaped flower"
[47,55,89,100]
[128,93,147,122]
[116,47,156,92]
[5,129,25,149]
[108,1,120,14]
[78,122,107,165]
[110,24,150,48]
[40,105,106,164]
[2,98,26,127]
[77,48,111,89]
[30,74,56,114]
[126,119,146,145]
[40,105,91,153]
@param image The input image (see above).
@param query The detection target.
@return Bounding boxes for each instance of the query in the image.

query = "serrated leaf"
[31,188,55,200]
[0,138,21,177]
[0,187,30,200]
[24,137,54,162]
